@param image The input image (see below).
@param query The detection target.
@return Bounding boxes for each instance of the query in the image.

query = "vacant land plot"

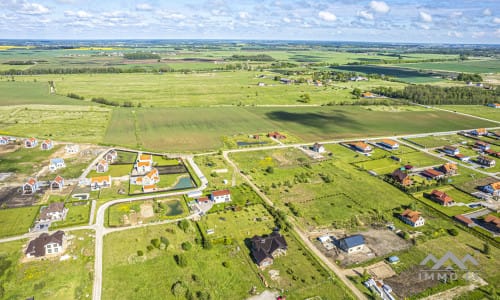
[0,105,110,143]
[405,134,472,148]
[392,59,500,74]
[0,206,39,237]
[0,230,95,299]
[107,198,186,227]
[51,202,90,229]
[332,65,444,83]
[0,145,61,180]
[0,81,89,106]
[438,105,500,122]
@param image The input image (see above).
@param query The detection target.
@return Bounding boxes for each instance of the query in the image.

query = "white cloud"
[238,11,250,19]
[65,10,92,19]
[358,10,374,20]
[419,11,432,23]
[447,31,463,38]
[136,3,153,11]
[369,1,390,14]
[472,31,485,38]
[494,17,500,24]
[19,2,49,15]
[318,11,336,22]
[418,24,430,30]
[483,8,492,16]
[495,29,500,38]
[157,11,186,20]
[282,17,291,23]
[450,11,462,18]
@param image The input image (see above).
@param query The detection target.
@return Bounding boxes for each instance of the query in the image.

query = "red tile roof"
[401,209,422,223]
[423,169,444,178]
[454,214,473,225]
[212,189,230,197]
[431,190,454,204]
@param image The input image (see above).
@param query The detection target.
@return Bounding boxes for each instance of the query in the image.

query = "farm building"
[25,231,66,258]
[474,141,490,151]
[439,163,458,176]
[455,153,470,162]
[471,128,488,136]
[211,189,231,204]
[422,169,444,180]
[399,209,425,227]
[38,202,67,222]
[443,145,459,156]
[250,231,288,269]
[24,137,38,148]
[391,169,412,186]
[49,158,66,172]
[477,156,496,167]
[267,132,286,139]
[40,139,53,151]
[50,175,65,191]
[96,159,109,173]
[338,235,365,253]
[379,139,399,150]
[65,144,79,154]
[429,190,454,206]
[311,143,325,153]
[90,175,112,191]
[23,177,39,194]
[349,141,372,153]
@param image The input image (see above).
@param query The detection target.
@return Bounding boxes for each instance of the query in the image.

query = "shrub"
[160,236,170,248]
[174,254,188,267]
[178,219,190,232]
[222,261,230,268]
[146,245,154,251]
[448,228,459,236]
[151,238,161,248]
[181,242,192,251]
[137,250,144,256]
[171,281,187,297]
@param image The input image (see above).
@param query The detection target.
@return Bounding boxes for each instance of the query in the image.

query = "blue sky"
[0,0,499,43]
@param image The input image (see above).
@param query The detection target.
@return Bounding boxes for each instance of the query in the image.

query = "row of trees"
[372,85,499,105]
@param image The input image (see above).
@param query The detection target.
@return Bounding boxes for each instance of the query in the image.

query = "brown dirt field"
[140,203,154,218]
[384,266,449,298]
[0,144,19,155]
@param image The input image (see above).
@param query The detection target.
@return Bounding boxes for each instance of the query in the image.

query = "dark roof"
[38,202,65,220]
[251,232,287,264]
[339,235,365,250]
[392,169,408,182]
[25,231,65,257]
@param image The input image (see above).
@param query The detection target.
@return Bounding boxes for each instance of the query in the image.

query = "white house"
[40,139,53,151]
[338,235,365,253]
[49,158,66,171]
[104,150,118,163]
[399,209,425,227]
[24,137,38,148]
[65,144,79,154]
[96,159,109,173]
[50,175,65,191]
[132,168,160,186]
[311,143,325,153]
[23,177,39,194]
[25,231,65,258]
[0,136,10,145]
[211,189,231,204]
[90,175,112,191]
[38,202,67,222]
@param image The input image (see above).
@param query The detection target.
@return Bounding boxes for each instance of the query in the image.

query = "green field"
[51,202,91,229]
[0,81,90,106]
[405,134,473,148]
[332,65,445,83]
[0,230,94,299]
[0,145,62,177]
[102,206,353,299]
[438,105,500,122]
[0,206,39,237]
[392,59,500,74]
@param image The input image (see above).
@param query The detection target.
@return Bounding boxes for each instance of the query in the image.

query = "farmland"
[0,81,90,106]
[0,205,39,237]
[438,105,500,122]
[331,65,446,84]
[392,59,500,74]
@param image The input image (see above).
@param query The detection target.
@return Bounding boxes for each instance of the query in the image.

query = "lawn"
[0,206,39,237]
[51,202,91,229]
[102,205,353,299]
[88,164,133,178]
[0,230,95,300]
[438,105,500,122]
[195,154,239,190]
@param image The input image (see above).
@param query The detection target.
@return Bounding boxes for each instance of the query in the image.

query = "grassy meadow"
[0,81,90,106]
[438,105,500,122]
[392,59,500,74]
[0,206,39,237]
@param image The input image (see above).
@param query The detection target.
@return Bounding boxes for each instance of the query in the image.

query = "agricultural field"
[0,145,62,180]
[438,105,500,122]
[392,59,500,74]
[0,230,95,300]
[102,205,353,299]
[0,105,110,143]
[405,134,472,148]
[0,206,39,238]
[331,65,446,84]
[0,81,90,106]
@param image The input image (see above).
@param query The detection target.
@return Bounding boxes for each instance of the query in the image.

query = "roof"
[441,163,458,173]
[27,137,36,142]
[251,232,288,264]
[475,128,487,134]
[455,153,469,159]
[431,190,454,204]
[53,175,64,183]
[444,145,458,151]
[312,142,323,148]
[388,256,399,262]
[350,141,370,150]
[392,169,409,182]
[39,202,65,220]
[212,189,231,197]
[401,209,422,223]
[475,141,489,147]
[339,235,365,249]
[478,155,494,162]
[42,139,52,144]
[26,177,37,185]
[198,196,210,202]
[423,169,444,178]
[490,182,500,190]
[97,159,108,165]
[454,214,473,225]
[381,139,398,146]
[91,175,111,184]
[139,154,152,161]
[143,184,157,190]
[50,158,64,164]
[25,231,65,257]
[145,168,159,179]
[484,215,500,228]
[137,161,152,167]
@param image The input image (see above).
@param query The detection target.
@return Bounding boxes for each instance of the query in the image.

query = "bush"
[197,291,211,300]
[146,245,154,251]
[181,241,192,251]
[160,236,170,248]
[222,261,230,268]
[151,238,161,248]
[137,250,144,256]
[178,219,190,232]
[265,166,274,174]
[171,281,187,297]
[174,254,188,267]
[448,228,459,236]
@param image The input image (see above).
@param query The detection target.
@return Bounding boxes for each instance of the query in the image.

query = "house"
[250,232,288,268]
[443,145,459,156]
[50,175,64,191]
[338,235,365,253]
[391,169,412,186]
[23,177,39,194]
[267,132,286,139]
[474,141,490,151]
[137,153,153,164]
[65,144,79,154]
[379,139,399,150]
[96,159,109,173]
[311,143,325,153]
[422,169,445,180]
[471,128,488,136]
[482,182,500,196]
[25,231,65,258]
[135,160,152,174]
[38,202,67,222]
[440,163,458,176]
[40,139,53,150]
[349,141,372,153]
[429,190,454,206]
[211,189,231,204]
[477,155,496,167]
[197,196,210,204]
[24,137,38,148]
[142,184,157,193]
[104,150,118,163]
[483,215,500,233]
[0,136,10,145]
[486,103,500,109]
[90,175,112,191]
[454,215,474,227]
[400,209,425,227]
[361,92,375,98]
[350,76,368,81]
[49,158,66,171]
[455,153,470,162]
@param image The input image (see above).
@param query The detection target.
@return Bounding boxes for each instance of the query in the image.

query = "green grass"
[51,202,90,229]
[438,105,500,122]
[331,65,445,83]
[405,134,473,148]
[88,164,133,178]
[0,145,62,177]
[0,81,91,106]
[392,59,500,74]
[0,230,95,299]
[0,206,39,237]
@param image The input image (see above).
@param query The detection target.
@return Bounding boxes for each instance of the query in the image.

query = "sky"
[0,0,499,44]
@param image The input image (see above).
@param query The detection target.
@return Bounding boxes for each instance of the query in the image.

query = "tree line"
[372,85,499,105]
